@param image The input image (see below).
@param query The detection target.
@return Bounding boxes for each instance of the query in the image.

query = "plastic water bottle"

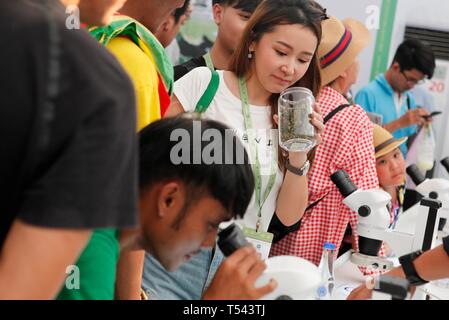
[417,124,435,171]
[316,242,336,300]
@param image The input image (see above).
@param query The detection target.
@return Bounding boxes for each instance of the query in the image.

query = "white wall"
[390,0,449,179]
[321,0,449,179]
[389,0,449,63]
[320,0,449,91]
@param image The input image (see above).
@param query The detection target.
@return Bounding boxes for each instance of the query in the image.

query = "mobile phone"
[423,111,442,120]
[430,111,442,117]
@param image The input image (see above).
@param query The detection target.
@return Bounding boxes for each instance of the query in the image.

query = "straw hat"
[373,124,407,158]
[318,16,371,86]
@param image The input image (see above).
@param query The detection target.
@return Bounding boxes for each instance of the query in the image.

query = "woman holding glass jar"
[142,0,326,300]
[270,15,381,270]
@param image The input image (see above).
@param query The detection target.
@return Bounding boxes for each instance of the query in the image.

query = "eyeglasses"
[400,70,426,85]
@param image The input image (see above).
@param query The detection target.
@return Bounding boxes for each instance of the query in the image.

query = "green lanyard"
[238,76,278,232]
[203,52,214,71]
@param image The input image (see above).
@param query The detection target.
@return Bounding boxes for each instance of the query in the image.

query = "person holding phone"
[355,40,436,156]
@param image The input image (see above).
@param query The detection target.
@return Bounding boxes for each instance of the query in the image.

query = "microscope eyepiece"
[217,223,250,257]
[330,170,357,198]
[406,164,426,186]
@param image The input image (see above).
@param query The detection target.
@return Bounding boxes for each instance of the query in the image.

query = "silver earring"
[248,51,253,59]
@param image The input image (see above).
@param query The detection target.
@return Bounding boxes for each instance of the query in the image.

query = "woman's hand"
[273,102,324,161]
[310,103,324,146]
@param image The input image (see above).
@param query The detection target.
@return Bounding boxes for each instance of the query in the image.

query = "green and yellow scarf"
[89,15,173,115]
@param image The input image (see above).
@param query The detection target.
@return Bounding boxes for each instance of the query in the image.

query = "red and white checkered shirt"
[270,86,379,267]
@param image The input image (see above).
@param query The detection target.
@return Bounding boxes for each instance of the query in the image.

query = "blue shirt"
[355,74,417,155]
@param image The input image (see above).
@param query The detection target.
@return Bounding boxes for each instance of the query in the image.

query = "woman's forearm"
[381,244,449,283]
[275,152,308,226]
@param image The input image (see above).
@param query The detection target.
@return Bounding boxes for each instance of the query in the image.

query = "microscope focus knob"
[358,205,371,217]
[429,191,438,199]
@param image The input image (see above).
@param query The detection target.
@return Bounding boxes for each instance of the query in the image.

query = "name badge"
[243,227,273,260]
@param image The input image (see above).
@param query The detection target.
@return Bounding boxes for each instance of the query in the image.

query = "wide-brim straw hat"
[318,16,371,86]
[373,124,407,158]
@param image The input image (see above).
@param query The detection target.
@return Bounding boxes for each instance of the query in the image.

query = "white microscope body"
[396,162,449,236]
[331,170,442,272]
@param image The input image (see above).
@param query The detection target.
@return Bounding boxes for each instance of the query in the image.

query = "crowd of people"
[1,0,448,300]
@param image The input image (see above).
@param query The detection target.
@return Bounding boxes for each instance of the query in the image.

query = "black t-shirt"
[174,56,207,81]
[0,0,138,249]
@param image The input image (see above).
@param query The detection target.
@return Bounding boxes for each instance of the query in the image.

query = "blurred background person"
[355,39,435,156]
[156,0,193,48]
[0,0,138,299]
[174,0,262,80]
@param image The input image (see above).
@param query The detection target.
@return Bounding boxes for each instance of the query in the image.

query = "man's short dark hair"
[139,114,255,220]
[173,0,191,24]
[393,39,436,79]
[212,0,262,13]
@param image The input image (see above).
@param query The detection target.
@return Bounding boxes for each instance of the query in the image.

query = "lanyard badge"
[243,227,274,260]
[238,76,277,256]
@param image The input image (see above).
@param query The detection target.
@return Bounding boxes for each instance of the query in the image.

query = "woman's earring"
[248,51,253,59]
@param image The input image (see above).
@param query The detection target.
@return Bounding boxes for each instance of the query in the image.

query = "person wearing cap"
[339,124,408,257]
[355,39,435,156]
[373,124,407,229]
[270,15,380,268]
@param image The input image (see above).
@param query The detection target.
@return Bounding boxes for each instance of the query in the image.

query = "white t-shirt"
[393,93,404,117]
[174,67,284,232]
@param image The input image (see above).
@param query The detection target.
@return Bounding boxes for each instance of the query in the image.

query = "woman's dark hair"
[139,114,255,219]
[229,0,325,167]
[393,39,436,79]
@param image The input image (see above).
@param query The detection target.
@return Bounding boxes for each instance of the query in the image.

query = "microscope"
[441,157,449,175]
[330,170,441,271]
[439,157,449,231]
[218,223,322,300]
[395,162,449,236]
